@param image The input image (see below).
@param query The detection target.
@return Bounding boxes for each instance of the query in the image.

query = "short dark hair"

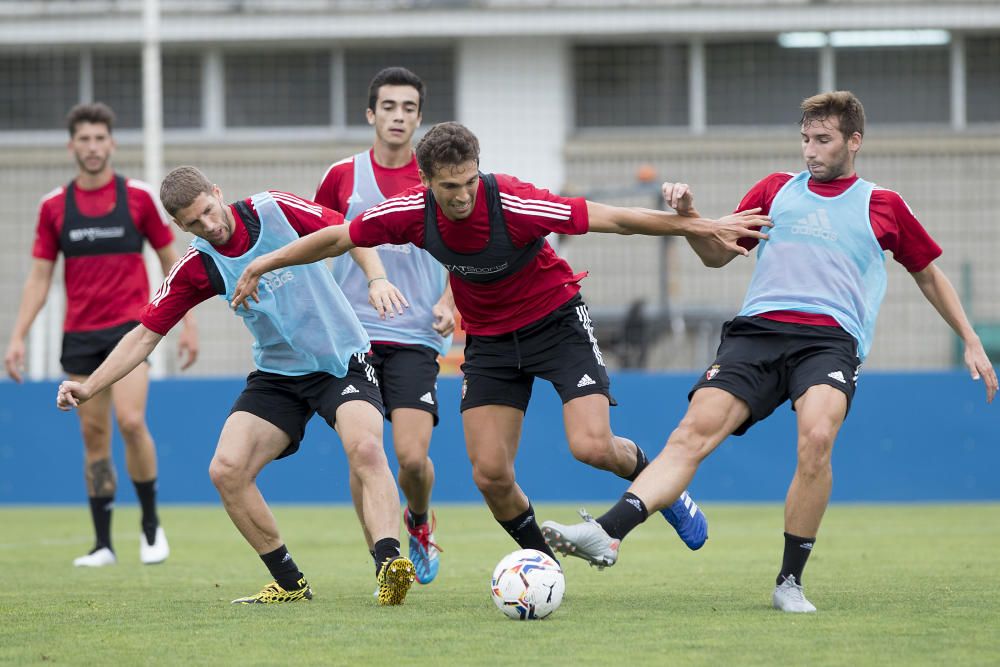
[800,90,866,139]
[367,67,425,112]
[415,122,480,179]
[160,166,214,217]
[66,102,116,137]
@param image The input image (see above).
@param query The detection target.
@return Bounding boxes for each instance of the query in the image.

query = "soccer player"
[56,166,417,606]
[541,91,997,613]
[229,121,771,561]
[5,102,198,568]
[314,67,453,585]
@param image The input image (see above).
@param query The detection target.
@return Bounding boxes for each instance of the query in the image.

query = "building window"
[836,47,950,124]
[574,44,688,128]
[163,54,201,129]
[0,52,79,130]
[706,41,818,126]
[967,37,1000,123]
[93,52,143,128]
[225,50,330,127]
[344,48,455,126]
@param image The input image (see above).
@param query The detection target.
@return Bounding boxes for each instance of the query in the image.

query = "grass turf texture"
[0,503,997,666]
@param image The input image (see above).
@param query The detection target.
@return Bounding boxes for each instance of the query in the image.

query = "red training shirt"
[736,172,942,327]
[140,192,340,335]
[32,175,175,332]
[348,173,589,336]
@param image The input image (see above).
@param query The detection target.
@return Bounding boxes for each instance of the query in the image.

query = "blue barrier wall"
[0,371,995,504]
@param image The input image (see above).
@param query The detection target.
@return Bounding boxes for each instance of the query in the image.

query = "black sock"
[623,443,649,482]
[133,479,159,545]
[498,503,557,560]
[406,508,428,528]
[370,550,379,577]
[88,495,114,552]
[374,537,401,571]
[596,492,649,540]
[777,532,815,586]
[260,545,304,590]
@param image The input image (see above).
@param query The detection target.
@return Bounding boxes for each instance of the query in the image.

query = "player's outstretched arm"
[911,262,997,403]
[56,324,164,410]
[347,246,409,319]
[660,181,749,268]
[231,225,356,310]
[584,200,770,257]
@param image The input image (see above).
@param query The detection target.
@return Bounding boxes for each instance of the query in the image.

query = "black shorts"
[368,343,441,425]
[460,293,616,412]
[689,316,862,436]
[61,321,141,376]
[230,353,383,460]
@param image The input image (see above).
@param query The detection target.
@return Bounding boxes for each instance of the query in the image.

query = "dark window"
[837,47,950,124]
[93,52,142,128]
[163,53,201,129]
[345,48,455,126]
[225,50,330,127]
[0,52,79,130]
[707,42,818,126]
[967,37,1000,123]
[575,44,688,128]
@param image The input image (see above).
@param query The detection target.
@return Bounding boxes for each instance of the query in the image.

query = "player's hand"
[432,303,455,337]
[231,262,264,311]
[964,340,998,403]
[177,320,199,370]
[662,182,696,216]
[4,338,25,383]
[368,278,409,320]
[56,380,90,411]
[709,208,773,256]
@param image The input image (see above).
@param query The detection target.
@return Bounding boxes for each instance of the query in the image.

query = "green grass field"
[1,503,997,666]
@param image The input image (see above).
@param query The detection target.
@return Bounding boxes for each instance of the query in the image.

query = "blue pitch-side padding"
[0,371,996,503]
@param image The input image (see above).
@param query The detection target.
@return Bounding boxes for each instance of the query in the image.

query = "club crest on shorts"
[705,364,721,381]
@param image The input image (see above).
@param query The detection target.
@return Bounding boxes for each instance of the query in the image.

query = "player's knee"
[80,421,111,451]
[114,411,148,442]
[566,420,616,467]
[395,445,429,477]
[208,454,245,491]
[796,431,834,478]
[472,464,514,499]
[345,433,388,474]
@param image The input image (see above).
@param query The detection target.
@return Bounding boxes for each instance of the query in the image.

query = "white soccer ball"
[490,549,565,620]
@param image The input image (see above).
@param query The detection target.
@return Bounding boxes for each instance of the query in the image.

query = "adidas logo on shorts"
[419,392,435,405]
[341,384,360,396]
[827,370,846,384]
[577,374,596,388]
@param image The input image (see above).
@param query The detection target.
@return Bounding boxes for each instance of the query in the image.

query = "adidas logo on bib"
[419,392,435,405]
[341,384,360,395]
[577,374,596,388]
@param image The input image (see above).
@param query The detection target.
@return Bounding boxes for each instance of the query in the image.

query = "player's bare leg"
[111,362,167,563]
[465,404,555,558]
[73,378,117,567]
[773,385,847,613]
[211,412,312,604]
[392,407,440,584]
